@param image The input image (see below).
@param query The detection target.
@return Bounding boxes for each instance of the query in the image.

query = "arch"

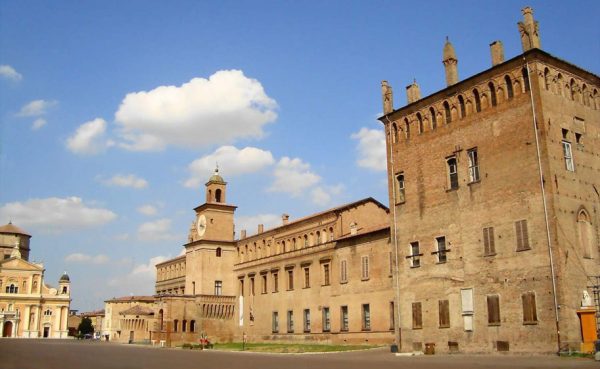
[578,209,594,259]
[329,227,334,241]
[315,231,321,245]
[215,189,222,203]
[303,234,308,248]
[182,320,187,332]
[174,319,179,332]
[458,95,466,118]
[392,123,399,144]
[3,321,13,337]
[292,238,297,250]
[190,320,196,332]
[158,309,164,331]
[505,75,514,99]
[416,113,424,133]
[488,82,497,107]
[443,101,451,123]
[404,118,410,139]
[429,107,437,129]
[514,79,521,95]
[543,68,550,90]
[473,89,481,112]
[522,67,530,92]
[569,79,576,101]
[582,84,589,106]
[557,73,564,96]
[593,89,599,110]
[282,240,286,253]
[216,247,222,257]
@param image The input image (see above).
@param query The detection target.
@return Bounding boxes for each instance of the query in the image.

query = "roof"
[155,254,186,267]
[59,272,70,282]
[206,168,226,185]
[81,309,105,317]
[335,223,390,242]
[119,305,154,316]
[0,222,31,237]
[105,295,155,303]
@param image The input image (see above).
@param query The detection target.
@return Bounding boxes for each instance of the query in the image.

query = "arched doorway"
[3,321,13,337]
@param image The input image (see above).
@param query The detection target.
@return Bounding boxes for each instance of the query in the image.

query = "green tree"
[78,317,94,335]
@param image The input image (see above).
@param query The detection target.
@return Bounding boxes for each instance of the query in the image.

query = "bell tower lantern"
[206,167,227,204]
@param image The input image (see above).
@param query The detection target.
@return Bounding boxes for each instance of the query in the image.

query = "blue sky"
[1,1,598,311]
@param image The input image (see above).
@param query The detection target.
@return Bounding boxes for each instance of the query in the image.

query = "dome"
[443,37,457,61]
[207,168,226,184]
[0,222,31,237]
[59,272,70,282]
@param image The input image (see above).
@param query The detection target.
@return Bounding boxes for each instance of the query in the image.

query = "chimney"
[518,6,541,51]
[381,81,394,114]
[240,229,246,239]
[442,37,459,86]
[258,224,264,234]
[282,214,289,225]
[489,41,505,66]
[350,222,358,236]
[406,80,421,104]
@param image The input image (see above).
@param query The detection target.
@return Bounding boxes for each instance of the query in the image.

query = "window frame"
[483,226,496,256]
[412,302,422,329]
[446,156,459,190]
[322,307,331,332]
[214,280,222,296]
[562,140,575,171]
[522,291,538,324]
[395,172,405,204]
[361,304,371,331]
[340,305,349,331]
[303,309,311,333]
[340,260,348,283]
[487,295,501,326]
[287,310,294,333]
[272,311,279,333]
[467,148,480,183]
[432,236,449,263]
[322,263,330,286]
[438,299,450,328]
[515,219,531,251]
[407,241,422,268]
[361,256,370,280]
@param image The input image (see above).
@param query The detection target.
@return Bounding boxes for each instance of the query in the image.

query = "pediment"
[0,257,44,272]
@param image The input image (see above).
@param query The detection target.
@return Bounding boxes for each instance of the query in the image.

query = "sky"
[1,1,598,312]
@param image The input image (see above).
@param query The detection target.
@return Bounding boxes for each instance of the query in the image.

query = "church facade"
[0,223,71,338]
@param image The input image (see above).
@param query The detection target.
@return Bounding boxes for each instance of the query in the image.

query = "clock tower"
[184,168,237,297]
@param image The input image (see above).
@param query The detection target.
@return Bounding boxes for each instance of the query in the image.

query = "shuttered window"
[439,300,450,328]
[340,260,347,283]
[522,292,538,324]
[515,220,530,251]
[361,256,370,280]
[487,295,501,325]
[412,302,422,329]
[483,227,495,256]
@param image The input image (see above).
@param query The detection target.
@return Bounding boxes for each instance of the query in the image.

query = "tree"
[78,317,94,335]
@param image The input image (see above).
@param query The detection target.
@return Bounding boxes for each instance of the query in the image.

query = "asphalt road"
[0,339,596,369]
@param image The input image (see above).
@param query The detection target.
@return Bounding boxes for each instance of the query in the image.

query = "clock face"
[196,215,207,237]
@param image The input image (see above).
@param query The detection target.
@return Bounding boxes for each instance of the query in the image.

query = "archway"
[3,321,13,337]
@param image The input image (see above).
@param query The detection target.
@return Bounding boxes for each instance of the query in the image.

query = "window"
[522,292,538,324]
[458,95,466,118]
[389,251,393,275]
[182,320,187,332]
[417,113,424,134]
[562,140,575,171]
[304,267,310,288]
[522,68,530,92]
[273,272,279,292]
[315,231,321,245]
[395,172,405,203]
[62,286,67,294]
[329,227,334,241]
[6,284,18,294]
[505,75,514,99]
[487,295,501,326]
[404,118,410,139]
[473,89,481,112]
[447,157,458,190]
[44,309,52,316]
[287,310,294,333]
[215,189,222,203]
[489,82,497,107]
[340,306,349,331]
[261,274,268,294]
[408,242,421,267]
[216,247,222,257]
[483,227,496,256]
[412,302,422,329]
[439,300,450,328]
[362,304,371,330]
[322,263,330,286]
[190,320,196,332]
[515,220,530,251]
[287,270,294,290]
[578,210,594,259]
[250,277,255,296]
[303,235,308,247]
[173,319,179,332]
[392,123,399,144]
[340,260,347,283]
[214,280,222,296]
[467,148,480,182]
[443,101,451,123]
[389,302,395,330]
[322,307,331,332]
[272,312,279,333]
[303,309,311,332]
[361,256,369,280]
[430,107,437,129]
[435,236,448,263]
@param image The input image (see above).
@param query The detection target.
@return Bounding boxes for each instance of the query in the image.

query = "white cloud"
[65,253,109,265]
[17,99,57,117]
[310,184,344,206]
[184,146,274,188]
[137,204,158,216]
[114,70,277,151]
[66,118,113,155]
[351,127,387,171]
[31,118,47,130]
[268,157,321,196]
[107,255,170,295]
[0,197,116,233]
[103,174,148,189]
[0,65,22,81]
[235,214,281,235]
[137,218,179,241]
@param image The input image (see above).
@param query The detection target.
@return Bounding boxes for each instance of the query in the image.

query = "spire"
[442,37,459,86]
[518,6,541,51]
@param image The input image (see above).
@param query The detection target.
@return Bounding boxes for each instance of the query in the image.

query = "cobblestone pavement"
[0,339,596,369]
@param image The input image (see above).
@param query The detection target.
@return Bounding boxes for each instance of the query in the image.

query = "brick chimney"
[258,224,264,234]
[282,214,289,225]
[406,80,421,104]
[240,229,246,239]
[518,6,541,51]
[489,41,505,66]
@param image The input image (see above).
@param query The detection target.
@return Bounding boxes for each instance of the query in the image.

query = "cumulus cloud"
[31,118,47,130]
[114,70,277,151]
[137,205,158,216]
[0,65,22,81]
[0,197,116,232]
[235,213,281,235]
[268,157,321,196]
[107,255,170,295]
[17,99,58,117]
[66,118,113,155]
[103,174,148,189]
[351,127,387,171]
[184,146,274,188]
[137,218,179,241]
[310,184,344,206]
[65,253,109,264]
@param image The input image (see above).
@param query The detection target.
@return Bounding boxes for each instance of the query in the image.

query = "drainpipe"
[385,116,402,352]
[525,59,561,354]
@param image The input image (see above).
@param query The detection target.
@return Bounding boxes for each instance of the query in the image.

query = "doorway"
[2,321,13,337]
[43,326,50,338]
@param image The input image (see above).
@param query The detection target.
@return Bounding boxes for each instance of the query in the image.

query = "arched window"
[215,189,222,203]
[190,320,196,333]
[522,68,530,92]
[404,118,410,139]
[578,210,594,259]
[505,75,514,99]
[416,113,424,134]
[458,96,466,118]
[216,247,222,257]
[443,101,451,123]
[182,320,187,332]
[173,319,179,332]
[543,68,550,90]
[282,240,286,253]
[569,79,576,101]
[304,235,308,247]
[473,89,481,112]
[557,74,564,96]
[159,310,164,331]
[593,89,599,110]
[329,227,334,241]
[316,231,321,245]
[62,286,67,294]
[488,82,497,107]
[429,107,437,129]
[292,238,297,250]
[6,284,17,294]
[392,123,399,144]
[582,84,589,106]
